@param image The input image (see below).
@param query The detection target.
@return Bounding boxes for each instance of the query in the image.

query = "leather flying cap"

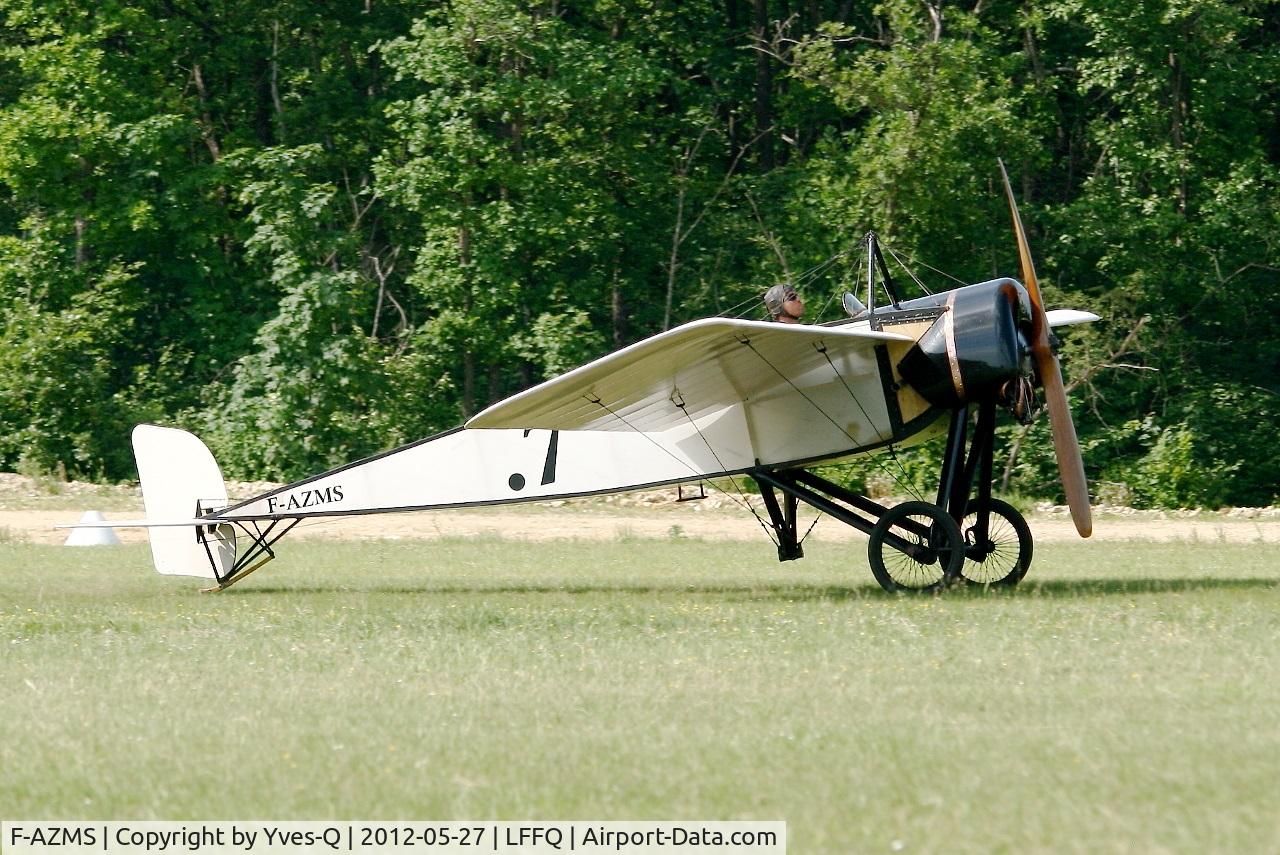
[763,283,796,316]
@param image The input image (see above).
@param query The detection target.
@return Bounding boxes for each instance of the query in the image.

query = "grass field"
[2,534,1278,853]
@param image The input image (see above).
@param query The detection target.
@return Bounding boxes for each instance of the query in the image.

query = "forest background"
[0,0,1276,508]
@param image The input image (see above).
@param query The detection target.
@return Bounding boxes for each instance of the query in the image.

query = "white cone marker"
[63,510,122,546]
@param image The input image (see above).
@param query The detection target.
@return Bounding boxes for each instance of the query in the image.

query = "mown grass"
[2,536,1278,853]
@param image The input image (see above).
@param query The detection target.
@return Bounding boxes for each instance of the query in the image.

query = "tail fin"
[132,424,236,578]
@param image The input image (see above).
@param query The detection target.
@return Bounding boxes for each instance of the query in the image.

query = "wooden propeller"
[998,160,1092,537]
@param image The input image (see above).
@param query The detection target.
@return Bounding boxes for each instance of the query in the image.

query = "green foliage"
[196,146,396,479]
[1099,417,1234,508]
[790,1,1040,274]
[1088,384,1279,508]
[377,0,682,411]
[0,231,144,477]
[0,0,1277,506]
[514,310,607,378]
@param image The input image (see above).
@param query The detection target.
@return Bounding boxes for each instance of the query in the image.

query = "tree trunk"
[487,363,503,407]
[752,0,774,170]
[75,156,92,267]
[611,261,627,349]
[271,20,287,143]
[461,352,476,419]
[191,63,222,162]
[459,212,475,418]
[1169,50,1188,218]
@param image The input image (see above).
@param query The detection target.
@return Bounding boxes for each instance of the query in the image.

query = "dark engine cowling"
[896,278,1030,408]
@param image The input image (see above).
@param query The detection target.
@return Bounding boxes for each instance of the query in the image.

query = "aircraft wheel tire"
[960,498,1033,587]
[867,501,965,593]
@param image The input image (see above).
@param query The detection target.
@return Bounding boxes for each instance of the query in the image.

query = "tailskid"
[198,516,301,593]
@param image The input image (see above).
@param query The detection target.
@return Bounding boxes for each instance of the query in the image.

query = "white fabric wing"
[467,317,909,432]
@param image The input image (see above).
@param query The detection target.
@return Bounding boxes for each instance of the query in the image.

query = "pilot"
[763,284,805,324]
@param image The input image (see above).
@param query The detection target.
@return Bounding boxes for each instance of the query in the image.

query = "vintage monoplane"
[68,163,1097,592]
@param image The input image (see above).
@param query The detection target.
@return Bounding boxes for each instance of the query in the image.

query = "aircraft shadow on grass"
[225,577,1277,600]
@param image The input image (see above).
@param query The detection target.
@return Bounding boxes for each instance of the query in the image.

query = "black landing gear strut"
[751,397,1033,592]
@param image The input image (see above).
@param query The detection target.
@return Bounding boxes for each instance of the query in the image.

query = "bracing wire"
[718,235,960,323]
[816,344,887,445]
[719,292,771,320]
[814,344,925,502]
[792,248,854,286]
[740,337,868,450]
[886,445,924,501]
[792,249,862,323]
[744,336,925,502]
[583,394,778,544]
[797,510,823,545]
[584,395,704,478]
[671,394,779,545]
[810,289,838,323]
[887,245,968,290]
[721,247,858,322]
[881,243,931,295]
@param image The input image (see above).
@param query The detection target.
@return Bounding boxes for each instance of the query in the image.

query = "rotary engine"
[896,278,1036,418]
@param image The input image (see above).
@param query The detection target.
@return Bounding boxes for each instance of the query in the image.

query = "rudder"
[132,424,236,578]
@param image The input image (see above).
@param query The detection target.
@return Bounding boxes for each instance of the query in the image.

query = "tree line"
[1,0,1277,507]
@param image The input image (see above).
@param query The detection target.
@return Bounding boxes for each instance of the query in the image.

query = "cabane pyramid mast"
[863,231,904,314]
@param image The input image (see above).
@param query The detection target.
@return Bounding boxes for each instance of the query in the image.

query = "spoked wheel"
[867,501,965,593]
[960,498,1033,587]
